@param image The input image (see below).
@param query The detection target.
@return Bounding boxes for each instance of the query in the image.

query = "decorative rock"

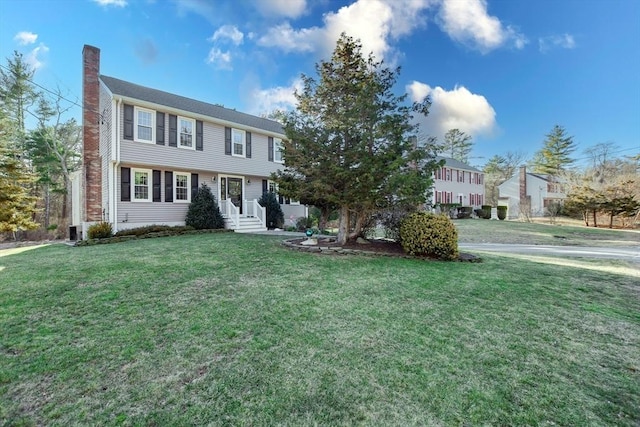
[300,238,318,246]
[356,237,371,245]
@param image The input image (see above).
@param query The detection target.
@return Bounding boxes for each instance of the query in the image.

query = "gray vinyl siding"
[116,166,215,225]
[117,104,282,177]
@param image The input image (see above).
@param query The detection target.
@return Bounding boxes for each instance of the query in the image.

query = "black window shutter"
[152,170,161,202]
[196,120,203,151]
[169,115,177,147]
[191,174,199,200]
[246,132,252,158]
[262,179,268,195]
[156,112,165,145]
[121,167,131,201]
[124,105,133,140]
[165,171,173,202]
[225,127,231,155]
[268,137,274,162]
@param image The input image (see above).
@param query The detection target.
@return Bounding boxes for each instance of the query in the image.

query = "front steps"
[225,216,267,233]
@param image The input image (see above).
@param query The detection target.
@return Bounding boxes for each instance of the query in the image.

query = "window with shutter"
[121,167,131,201]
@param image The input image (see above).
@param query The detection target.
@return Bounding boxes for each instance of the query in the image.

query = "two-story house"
[71,45,306,239]
[430,156,485,209]
[498,166,565,219]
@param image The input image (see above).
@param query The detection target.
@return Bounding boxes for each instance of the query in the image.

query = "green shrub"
[295,216,315,231]
[399,212,458,260]
[457,206,473,219]
[87,221,113,239]
[114,225,194,237]
[497,206,507,220]
[481,205,493,219]
[186,184,225,230]
[259,192,284,229]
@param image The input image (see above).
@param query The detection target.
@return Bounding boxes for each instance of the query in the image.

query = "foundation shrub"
[87,221,113,239]
[399,212,458,260]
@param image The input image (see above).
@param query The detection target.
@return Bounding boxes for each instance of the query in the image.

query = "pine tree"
[531,125,577,176]
[185,184,224,230]
[273,33,438,244]
[443,128,473,163]
[0,110,38,233]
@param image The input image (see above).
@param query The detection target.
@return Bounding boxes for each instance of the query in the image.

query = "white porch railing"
[221,199,265,230]
[220,199,240,228]
[244,199,266,229]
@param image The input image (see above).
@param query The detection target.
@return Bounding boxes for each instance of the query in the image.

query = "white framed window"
[232,129,245,157]
[134,107,155,143]
[274,138,284,163]
[132,168,152,202]
[268,180,278,194]
[178,117,195,149]
[174,171,191,203]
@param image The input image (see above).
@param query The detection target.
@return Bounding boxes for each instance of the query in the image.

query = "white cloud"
[172,0,216,22]
[407,81,497,140]
[206,48,232,70]
[258,22,319,53]
[25,43,49,71]
[245,78,303,116]
[437,0,527,53]
[258,0,433,61]
[538,33,576,53]
[210,25,244,46]
[14,31,37,45]
[254,0,308,19]
[93,0,127,7]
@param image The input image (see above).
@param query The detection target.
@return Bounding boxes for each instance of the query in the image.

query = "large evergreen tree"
[273,33,438,244]
[0,109,38,233]
[443,128,473,163]
[531,125,577,176]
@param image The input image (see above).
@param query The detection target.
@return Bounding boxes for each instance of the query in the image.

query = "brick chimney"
[82,45,102,222]
[519,166,531,215]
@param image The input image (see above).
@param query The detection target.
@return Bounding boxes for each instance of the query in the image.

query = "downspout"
[112,98,121,232]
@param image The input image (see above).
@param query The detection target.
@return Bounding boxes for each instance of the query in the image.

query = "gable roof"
[436,156,482,173]
[100,75,285,135]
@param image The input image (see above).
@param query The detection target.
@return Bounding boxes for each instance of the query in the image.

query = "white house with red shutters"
[71,45,306,239]
[430,156,485,209]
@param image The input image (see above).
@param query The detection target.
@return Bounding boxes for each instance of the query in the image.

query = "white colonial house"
[71,45,306,239]
[498,166,565,219]
[431,156,485,209]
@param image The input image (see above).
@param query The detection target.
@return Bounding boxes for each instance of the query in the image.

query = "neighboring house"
[430,156,485,209]
[498,166,565,219]
[71,45,306,239]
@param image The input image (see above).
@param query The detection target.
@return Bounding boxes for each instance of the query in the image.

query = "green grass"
[1,231,639,426]
[454,218,640,246]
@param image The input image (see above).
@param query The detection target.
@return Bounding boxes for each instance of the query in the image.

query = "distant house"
[71,45,306,239]
[498,166,565,219]
[431,156,485,209]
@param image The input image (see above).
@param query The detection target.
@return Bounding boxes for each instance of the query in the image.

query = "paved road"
[459,243,640,263]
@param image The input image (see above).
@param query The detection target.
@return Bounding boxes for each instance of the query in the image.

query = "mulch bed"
[286,237,481,262]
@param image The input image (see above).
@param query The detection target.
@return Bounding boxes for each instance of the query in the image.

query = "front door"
[220,177,243,214]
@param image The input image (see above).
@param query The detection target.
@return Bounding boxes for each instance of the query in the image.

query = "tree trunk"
[336,205,350,245]
[609,212,614,229]
[592,209,598,227]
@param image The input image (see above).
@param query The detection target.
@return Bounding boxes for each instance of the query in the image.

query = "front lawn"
[1,233,638,425]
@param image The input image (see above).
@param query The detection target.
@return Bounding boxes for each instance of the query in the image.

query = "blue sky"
[1,0,638,167]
